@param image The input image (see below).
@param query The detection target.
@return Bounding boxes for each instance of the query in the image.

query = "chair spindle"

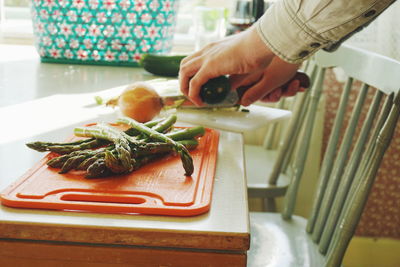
[312,83,370,243]
[319,89,384,254]
[306,77,354,233]
[282,66,326,220]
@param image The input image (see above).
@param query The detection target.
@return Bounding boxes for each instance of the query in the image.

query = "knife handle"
[281,71,311,92]
[236,71,311,100]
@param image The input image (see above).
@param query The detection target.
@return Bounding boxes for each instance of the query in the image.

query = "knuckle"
[179,65,191,77]
[179,63,188,73]
[204,42,216,49]
[201,59,214,70]
[180,57,188,66]
[189,77,201,89]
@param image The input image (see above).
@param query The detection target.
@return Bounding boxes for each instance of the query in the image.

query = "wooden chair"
[248,44,400,267]
[246,61,318,211]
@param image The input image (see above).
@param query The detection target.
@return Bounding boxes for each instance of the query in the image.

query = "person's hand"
[229,56,303,105]
[259,79,306,103]
[179,26,274,106]
[179,25,304,106]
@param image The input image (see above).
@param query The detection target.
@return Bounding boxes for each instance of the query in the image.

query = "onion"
[117,82,163,123]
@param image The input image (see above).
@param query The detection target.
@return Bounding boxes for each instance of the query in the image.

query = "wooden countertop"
[0,129,249,251]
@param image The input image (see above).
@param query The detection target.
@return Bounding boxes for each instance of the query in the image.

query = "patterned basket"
[30,0,179,66]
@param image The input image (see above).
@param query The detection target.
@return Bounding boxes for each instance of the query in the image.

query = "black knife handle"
[281,71,311,92]
[236,71,311,100]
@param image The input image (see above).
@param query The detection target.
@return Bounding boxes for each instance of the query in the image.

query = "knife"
[162,71,310,109]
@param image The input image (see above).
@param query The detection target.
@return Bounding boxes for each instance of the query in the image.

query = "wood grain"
[0,239,246,267]
[0,222,249,252]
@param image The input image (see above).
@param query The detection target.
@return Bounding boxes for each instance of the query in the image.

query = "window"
[174,0,230,50]
[0,0,231,47]
[0,0,33,42]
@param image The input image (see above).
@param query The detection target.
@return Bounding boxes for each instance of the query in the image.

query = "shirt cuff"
[255,0,328,64]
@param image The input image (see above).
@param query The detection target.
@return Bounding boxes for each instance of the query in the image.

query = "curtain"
[345,1,400,61]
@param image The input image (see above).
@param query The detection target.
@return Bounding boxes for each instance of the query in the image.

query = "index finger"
[187,66,217,106]
[179,57,202,97]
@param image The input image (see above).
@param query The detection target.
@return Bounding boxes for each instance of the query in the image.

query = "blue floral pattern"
[31,0,179,66]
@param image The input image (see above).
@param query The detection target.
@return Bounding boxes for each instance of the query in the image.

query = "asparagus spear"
[74,124,134,174]
[47,125,203,177]
[133,142,174,156]
[28,138,94,148]
[133,114,177,140]
[165,126,205,141]
[48,149,94,168]
[104,150,133,174]
[27,118,165,154]
[132,139,199,156]
[124,118,164,136]
[148,114,177,133]
[117,116,194,176]
[85,154,165,179]
[49,138,198,174]
[26,138,105,154]
[85,140,197,179]
[86,158,111,178]
[29,116,205,178]
[77,152,106,170]
[177,139,199,150]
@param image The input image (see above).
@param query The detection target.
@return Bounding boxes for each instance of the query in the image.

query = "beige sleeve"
[256,0,395,63]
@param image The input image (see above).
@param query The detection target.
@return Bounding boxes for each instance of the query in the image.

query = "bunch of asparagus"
[26,115,205,178]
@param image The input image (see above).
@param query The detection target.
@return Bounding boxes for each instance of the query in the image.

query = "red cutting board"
[0,127,219,217]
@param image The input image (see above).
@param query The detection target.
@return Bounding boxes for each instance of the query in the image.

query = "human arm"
[257,0,396,63]
[179,0,396,106]
[179,26,276,106]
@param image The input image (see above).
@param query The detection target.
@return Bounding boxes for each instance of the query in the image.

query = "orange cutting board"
[0,127,219,217]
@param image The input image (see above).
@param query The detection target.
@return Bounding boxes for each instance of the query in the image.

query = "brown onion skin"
[118,83,163,123]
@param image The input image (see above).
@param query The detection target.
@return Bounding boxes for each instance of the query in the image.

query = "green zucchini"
[140,54,186,77]
[200,76,231,104]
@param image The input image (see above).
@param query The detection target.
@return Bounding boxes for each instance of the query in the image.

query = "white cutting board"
[175,105,291,133]
[144,79,292,132]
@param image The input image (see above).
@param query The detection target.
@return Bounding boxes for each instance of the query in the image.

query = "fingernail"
[241,99,251,106]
